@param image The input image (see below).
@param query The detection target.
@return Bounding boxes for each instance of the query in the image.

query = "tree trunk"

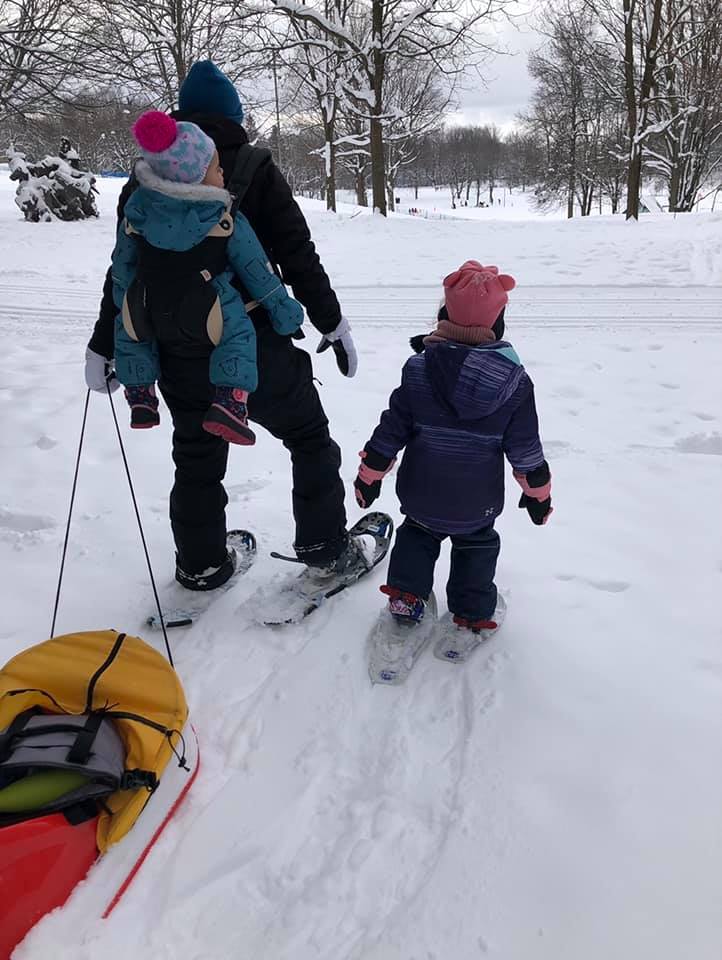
[356,169,368,206]
[567,96,577,219]
[626,146,642,220]
[624,0,664,220]
[369,0,387,216]
[323,117,336,213]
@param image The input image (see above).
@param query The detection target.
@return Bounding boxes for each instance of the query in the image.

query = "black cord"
[51,390,90,638]
[105,380,174,667]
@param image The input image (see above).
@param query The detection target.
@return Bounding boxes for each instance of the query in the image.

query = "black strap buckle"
[120,769,158,791]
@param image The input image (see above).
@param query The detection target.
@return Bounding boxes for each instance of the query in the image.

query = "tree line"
[2,0,720,217]
[0,0,512,216]
[523,0,722,216]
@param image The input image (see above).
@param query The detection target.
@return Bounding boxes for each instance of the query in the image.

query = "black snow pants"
[158,322,347,575]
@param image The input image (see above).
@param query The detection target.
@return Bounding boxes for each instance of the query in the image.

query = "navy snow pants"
[386,517,500,621]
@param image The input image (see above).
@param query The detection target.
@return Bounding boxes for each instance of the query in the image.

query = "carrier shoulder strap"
[227,143,272,218]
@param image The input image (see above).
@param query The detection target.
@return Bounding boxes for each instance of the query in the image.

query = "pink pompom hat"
[444,261,515,327]
[132,110,216,184]
[425,260,516,346]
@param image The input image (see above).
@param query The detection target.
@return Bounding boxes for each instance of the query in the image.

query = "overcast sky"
[451,3,542,131]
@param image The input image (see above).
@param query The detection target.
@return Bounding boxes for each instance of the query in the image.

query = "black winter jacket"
[88,113,342,360]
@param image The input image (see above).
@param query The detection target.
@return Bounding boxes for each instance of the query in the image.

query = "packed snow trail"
[1,178,721,958]
[3,281,722,340]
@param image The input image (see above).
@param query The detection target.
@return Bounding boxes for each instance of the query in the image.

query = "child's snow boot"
[380,585,426,626]
[202,387,256,445]
[125,385,160,429]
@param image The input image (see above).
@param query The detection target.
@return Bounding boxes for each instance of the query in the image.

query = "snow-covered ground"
[2,173,722,959]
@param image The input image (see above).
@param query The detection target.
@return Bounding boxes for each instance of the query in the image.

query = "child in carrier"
[355,260,553,662]
[110,110,304,444]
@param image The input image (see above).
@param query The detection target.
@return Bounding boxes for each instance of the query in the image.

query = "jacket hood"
[125,160,231,251]
[424,340,525,420]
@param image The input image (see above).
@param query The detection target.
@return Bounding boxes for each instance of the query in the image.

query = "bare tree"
[382,60,450,211]
[526,2,602,217]
[92,0,266,109]
[269,0,511,215]
[274,1,355,212]
[581,0,686,219]
[646,0,722,211]
[0,0,92,119]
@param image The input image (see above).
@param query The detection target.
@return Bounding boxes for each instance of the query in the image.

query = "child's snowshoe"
[433,595,507,663]
[368,591,438,685]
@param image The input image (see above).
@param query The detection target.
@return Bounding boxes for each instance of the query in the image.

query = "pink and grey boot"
[125,385,160,429]
[202,387,256,445]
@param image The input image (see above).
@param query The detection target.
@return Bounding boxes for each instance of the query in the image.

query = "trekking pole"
[50,382,174,666]
[105,379,174,667]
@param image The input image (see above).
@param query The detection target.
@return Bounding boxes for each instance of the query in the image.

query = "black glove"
[515,460,553,525]
[409,334,429,354]
[354,447,395,509]
[518,493,553,525]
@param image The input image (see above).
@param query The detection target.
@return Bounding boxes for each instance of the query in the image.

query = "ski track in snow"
[2,179,722,959]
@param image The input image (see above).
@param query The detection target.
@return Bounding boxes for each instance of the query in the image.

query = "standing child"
[111,110,304,444]
[355,260,552,668]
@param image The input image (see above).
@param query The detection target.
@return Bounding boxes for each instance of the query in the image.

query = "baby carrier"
[121,143,271,357]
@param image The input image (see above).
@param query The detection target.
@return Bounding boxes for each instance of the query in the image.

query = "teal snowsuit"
[111,161,304,392]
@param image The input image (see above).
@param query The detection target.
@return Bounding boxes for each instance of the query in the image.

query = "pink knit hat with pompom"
[132,110,216,184]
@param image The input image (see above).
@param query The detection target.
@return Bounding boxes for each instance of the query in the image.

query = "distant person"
[354,261,552,655]
[86,61,361,593]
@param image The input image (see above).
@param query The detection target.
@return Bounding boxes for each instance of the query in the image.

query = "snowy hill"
[1,173,721,959]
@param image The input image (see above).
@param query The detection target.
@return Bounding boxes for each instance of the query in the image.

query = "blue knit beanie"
[178,61,244,125]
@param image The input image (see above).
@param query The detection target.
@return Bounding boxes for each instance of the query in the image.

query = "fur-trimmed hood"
[124,159,231,252]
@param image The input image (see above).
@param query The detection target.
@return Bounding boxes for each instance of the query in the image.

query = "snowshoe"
[259,512,394,625]
[433,595,507,663]
[147,529,256,630]
[368,592,438,685]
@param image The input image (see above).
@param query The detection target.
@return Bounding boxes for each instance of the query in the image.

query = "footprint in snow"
[674,433,722,456]
[542,440,572,456]
[0,507,56,532]
[556,573,630,594]
[553,385,585,400]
